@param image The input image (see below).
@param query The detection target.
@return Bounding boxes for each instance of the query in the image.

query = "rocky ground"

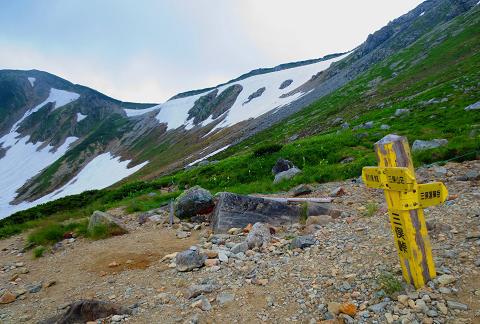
[0,160,479,324]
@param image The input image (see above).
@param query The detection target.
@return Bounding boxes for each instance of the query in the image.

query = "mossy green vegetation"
[377,272,403,296]
[33,245,46,258]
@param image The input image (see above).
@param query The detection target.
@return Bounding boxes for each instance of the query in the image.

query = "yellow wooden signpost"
[362,134,448,288]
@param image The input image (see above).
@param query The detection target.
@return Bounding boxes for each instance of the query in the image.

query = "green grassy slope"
[1,6,479,239]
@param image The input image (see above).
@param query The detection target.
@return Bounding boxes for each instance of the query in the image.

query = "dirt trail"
[0,160,479,323]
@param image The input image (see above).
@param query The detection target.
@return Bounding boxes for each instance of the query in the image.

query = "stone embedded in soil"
[290,235,316,249]
[175,247,206,272]
[0,291,16,304]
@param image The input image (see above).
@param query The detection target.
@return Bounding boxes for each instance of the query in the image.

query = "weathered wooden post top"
[361,134,448,289]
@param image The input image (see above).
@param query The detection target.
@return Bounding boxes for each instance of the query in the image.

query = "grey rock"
[412,139,448,151]
[246,223,272,249]
[279,79,293,90]
[174,186,214,218]
[231,241,248,254]
[394,108,410,117]
[341,122,350,129]
[426,309,438,317]
[446,300,468,311]
[331,117,344,126]
[340,157,354,164]
[272,158,295,175]
[175,248,207,272]
[218,250,228,263]
[186,283,218,299]
[176,230,190,239]
[244,87,266,104]
[192,295,211,311]
[457,170,480,181]
[88,211,127,233]
[474,258,480,267]
[380,124,390,130]
[433,166,447,177]
[465,100,480,111]
[291,184,313,197]
[210,192,302,233]
[291,235,316,249]
[364,121,374,129]
[368,301,390,313]
[306,215,334,226]
[40,299,131,324]
[216,292,235,305]
[274,167,302,183]
[27,282,42,294]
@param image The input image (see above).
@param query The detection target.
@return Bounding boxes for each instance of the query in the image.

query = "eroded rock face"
[211,192,303,233]
[174,186,214,219]
[279,79,293,90]
[40,299,131,324]
[243,87,266,104]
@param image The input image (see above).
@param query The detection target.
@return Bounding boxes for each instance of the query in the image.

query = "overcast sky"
[0,0,423,103]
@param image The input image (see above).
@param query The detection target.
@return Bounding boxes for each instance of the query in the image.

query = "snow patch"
[28,77,36,87]
[0,151,148,219]
[47,153,148,199]
[419,11,425,16]
[0,136,78,219]
[155,93,207,130]
[187,145,230,167]
[76,113,87,122]
[48,89,81,111]
[153,53,349,132]
[124,105,160,117]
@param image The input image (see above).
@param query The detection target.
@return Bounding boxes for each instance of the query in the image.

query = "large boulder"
[87,211,127,234]
[174,186,214,218]
[211,192,300,233]
[412,139,448,151]
[246,223,272,249]
[274,167,302,184]
[175,247,206,272]
[271,158,294,175]
[211,192,343,233]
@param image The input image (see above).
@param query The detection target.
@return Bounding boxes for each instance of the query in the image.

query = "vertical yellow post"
[373,134,436,288]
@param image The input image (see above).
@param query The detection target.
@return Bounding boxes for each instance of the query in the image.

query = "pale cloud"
[0,0,423,102]
[237,0,424,63]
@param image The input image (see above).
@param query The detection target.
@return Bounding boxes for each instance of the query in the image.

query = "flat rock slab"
[211,192,342,233]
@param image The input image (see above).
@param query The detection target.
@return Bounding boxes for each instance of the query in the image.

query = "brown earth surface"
[0,160,479,323]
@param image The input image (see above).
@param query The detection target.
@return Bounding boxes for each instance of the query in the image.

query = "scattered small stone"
[368,301,389,314]
[0,290,16,304]
[446,300,468,311]
[216,292,235,305]
[330,186,346,197]
[191,295,211,311]
[437,274,456,286]
[291,235,316,249]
